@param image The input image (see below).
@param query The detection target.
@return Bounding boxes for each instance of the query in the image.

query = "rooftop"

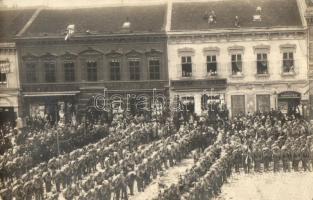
[171,0,302,31]
[22,5,167,37]
[0,8,35,42]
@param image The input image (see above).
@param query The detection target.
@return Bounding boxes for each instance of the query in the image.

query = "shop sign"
[278,91,301,99]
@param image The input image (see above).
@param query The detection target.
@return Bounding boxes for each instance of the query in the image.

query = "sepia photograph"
[0,0,313,199]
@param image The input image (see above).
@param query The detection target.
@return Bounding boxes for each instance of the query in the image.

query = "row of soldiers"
[156,113,313,200]
[0,122,110,186]
[0,121,168,200]
[155,128,224,200]
[228,116,313,173]
[1,119,200,200]
[67,125,215,200]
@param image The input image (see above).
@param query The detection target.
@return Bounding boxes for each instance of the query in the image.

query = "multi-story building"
[167,0,308,117]
[0,8,36,124]
[305,0,313,120]
[16,4,168,121]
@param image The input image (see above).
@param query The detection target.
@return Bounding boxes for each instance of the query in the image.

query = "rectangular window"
[110,59,120,81]
[231,95,245,117]
[282,52,295,73]
[181,56,192,77]
[87,61,97,81]
[64,62,75,82]
[44,62,56,82]
[26,63,37,83]
[149,58,160,80]
[0,73,6,84]
[256,94,270,113]
[256,53,268,74]
[129,59,140,80]
[231,54,242,75]
[207,55,217,76]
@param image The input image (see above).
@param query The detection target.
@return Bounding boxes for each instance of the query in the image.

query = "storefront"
[277,91,301,116]
[170,79,227,115]
[23,92,79,124]
[0,97,18,126]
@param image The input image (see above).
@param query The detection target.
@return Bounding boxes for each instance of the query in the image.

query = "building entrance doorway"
[278,91,301,116]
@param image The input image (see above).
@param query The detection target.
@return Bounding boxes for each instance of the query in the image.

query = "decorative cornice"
[22,53,39,60]
[105,50,123,57]
[228,45,245,53]
[177,47,195,55]
[279,44,297,53]
[203,47,220,55]
[125,49,143,57]
[253,44,271,53]
[168,29,306,44]
[40,52,57,59]
[145,48,163,56]
[16,33,166,45]
[60,51,78,60]
[79,47,104,55]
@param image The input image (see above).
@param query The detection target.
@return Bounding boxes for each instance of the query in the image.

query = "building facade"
[16,5,168,121]
[168,0,309,118]
[0,8,36,125]
[305,0,313,120]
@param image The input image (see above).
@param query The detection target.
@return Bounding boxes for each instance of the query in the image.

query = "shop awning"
[23,91,80,97]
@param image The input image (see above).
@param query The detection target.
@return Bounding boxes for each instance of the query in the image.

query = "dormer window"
[234,16,240,28]
[208,10,217,24]
[65,24,75,40]
[122,17,131,29]
[253,6,262,21]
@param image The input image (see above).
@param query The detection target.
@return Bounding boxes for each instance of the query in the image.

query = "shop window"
[129,58,140,80]
[87,61,97,81]
[181,56,192,77]
[149,58,160,80]
[257,53,268,74]
[282,52,295,74]
[64,62,75,82]
[207,55,217,76]
[110,59,120,81]
[231,54,242,75]
[26,63,37,83]
[44,62,56,82]
[256,94,270,112]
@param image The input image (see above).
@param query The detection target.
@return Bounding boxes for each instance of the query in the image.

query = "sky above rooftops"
[2,0,226,8]
[3,0,166,8]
